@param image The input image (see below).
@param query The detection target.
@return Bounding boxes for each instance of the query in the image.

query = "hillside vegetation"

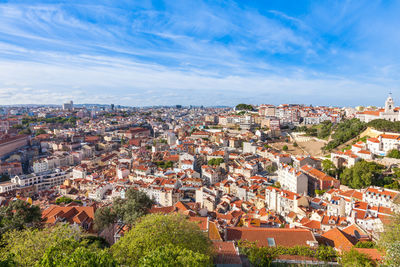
[323,119,366,151]
[367,119,400,133]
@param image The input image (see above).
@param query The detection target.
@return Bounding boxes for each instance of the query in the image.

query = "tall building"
[62,100,74,111]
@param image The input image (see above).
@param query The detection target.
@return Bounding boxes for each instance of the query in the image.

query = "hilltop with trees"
[235,103,254,111]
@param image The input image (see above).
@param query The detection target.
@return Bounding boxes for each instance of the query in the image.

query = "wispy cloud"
[0,0,399,106]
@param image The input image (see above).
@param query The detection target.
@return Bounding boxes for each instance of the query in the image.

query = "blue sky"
[0,0,399,106]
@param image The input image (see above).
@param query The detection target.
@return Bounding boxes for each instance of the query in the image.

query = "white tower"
[385,93,395,113]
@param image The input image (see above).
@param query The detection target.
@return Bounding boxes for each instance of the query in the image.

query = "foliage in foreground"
[379,212,400,266]
[0,199,42,237]
[138,244,211,267]
[111,213,213,266]
[0,223,113,267]
[238,241,337,267]
[340,248,374,267]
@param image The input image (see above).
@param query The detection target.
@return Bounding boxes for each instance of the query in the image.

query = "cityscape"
[1,1,400,267]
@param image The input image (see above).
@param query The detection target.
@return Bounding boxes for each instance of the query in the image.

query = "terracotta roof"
[42,205,95,231]
[213,241,242,265]
[301,165,337,182]
[189,216,208,231]
[208,221,222,241]
[226,227,316,247]
[321,227,357,252]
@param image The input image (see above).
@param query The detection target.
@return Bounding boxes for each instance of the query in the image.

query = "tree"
[0,174,10,183]
[282,145,288,151]
[246,246,276,267]
[138,244,211,267]
[340,249,374,267]
[379,212,400,266]
[112,188,153,225]
[0,224,81,266]
[367,119,400,133]
[235,104,254,111]
[35,129,46,136]
[94,206,117,232]
[111,213,213,266]
[208,158,224,166]
[266,164,277,174]
[0,199,42,236]
[387,149,400,159]
[55,196,76,205]
[39,239,116,267]
[324,119,366,151]
[355,241,375,248]
[293,142,298,147]
[18,128,31,135]
[322,159,337,176]
[340,160,384,189]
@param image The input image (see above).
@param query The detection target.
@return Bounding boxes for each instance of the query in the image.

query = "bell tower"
[385,93,395,113]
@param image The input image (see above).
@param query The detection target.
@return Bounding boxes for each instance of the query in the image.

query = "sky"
[0,0,399,107]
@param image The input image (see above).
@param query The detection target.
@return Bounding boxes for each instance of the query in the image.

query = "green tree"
[0,174,10,183]
[35,129,46,136]
[0,199,42,236]
[378,212,400,266]
[387,149,400,159]
[55,196,77,205]
[112,188,153,225]
[0,224,81,266]
[39,239,116,267]
[246,246,276,267]
[18,128,31,135]
[208,158,224,166]
[139,244,211,267]
[282,145,288,151]
[322,159,337,176]
[340,249,374,267]
[340,160,384,189]
[367,119,400,133]
[355,241,376,248]
[94,206,117,232]
[266,164,277,174]
[111,213,213,266]
[235,104,254,111]
[324,119,366,151]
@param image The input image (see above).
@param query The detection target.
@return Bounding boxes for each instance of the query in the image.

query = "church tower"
[385,93,395,113]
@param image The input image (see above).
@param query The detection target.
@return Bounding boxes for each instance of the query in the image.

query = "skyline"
[0,1,400,106]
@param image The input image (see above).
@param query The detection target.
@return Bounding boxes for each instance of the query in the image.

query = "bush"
[238,241,337,265]
[208,158,224,166]
[55,196,75,205]
[111,213,213,266]
[340,160,384,189]
[355,241,376,248]
[340,248,374,267]
[387,149,400,159]
[367,119,400,133]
